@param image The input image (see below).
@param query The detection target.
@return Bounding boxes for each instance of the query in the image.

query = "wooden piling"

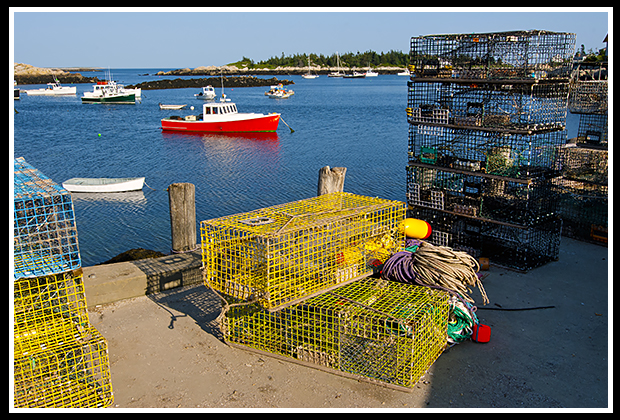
[317,166,347,196]
[168,182,196,253]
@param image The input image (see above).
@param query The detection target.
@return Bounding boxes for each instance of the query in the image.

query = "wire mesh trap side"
[13,325,114,408]
[14,268,92,358]
[201,192,406,310]
[407,124,567,180]
[409,30,576,80]
[406,80,570,134]
[552,150,608,245]
[14,157,81,279]
[224,278,449,390]
[568,62,608,115]
[573,113,608,148]
[406,164,559,226]
[408,205,562,272]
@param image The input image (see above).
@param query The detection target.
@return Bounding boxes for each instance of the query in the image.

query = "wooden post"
[317,166,347,196]
[168,182,196,253]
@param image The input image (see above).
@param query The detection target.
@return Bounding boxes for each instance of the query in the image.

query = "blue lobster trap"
[13,157,81,279]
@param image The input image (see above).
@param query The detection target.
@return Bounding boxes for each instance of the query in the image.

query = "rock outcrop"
[126,76,293,91]
[13,63,100,85]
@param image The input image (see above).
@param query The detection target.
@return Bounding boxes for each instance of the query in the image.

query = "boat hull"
[81,93,136,104]
[62,177,145,193]
[24,87,77,96]
[267,93,294,99]
[161,113,281,133]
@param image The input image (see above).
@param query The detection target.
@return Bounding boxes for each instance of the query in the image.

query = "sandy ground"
[88,237,610,410]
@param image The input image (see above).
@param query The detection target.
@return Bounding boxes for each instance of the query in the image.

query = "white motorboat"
[82,80,136,104]
[343,71,366,79]
[265,84,295,99]
[23,79,76,96]
[62,177,145,193]
[124,86,142,99]
[365,67,378,77]
[195,86,216,100]
[159,103,187,110]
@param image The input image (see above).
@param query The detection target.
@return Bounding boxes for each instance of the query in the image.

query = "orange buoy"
[479,257,490,270]
[400,218,432,239]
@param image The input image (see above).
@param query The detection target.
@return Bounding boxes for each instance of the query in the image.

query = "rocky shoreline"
[125,76,293,91]
[153,64,406,76]
[13,62,406,89]
[14,63,101,86]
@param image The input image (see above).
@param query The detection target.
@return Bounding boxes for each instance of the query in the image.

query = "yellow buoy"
[400,218,432,239]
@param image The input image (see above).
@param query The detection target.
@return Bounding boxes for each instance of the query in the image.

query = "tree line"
[232,50,409,68]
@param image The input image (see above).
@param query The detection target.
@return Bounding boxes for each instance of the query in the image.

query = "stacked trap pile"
[201,192,451,390]
[13,157,113,408]
[554,61,608,244]
[405,30,576,271]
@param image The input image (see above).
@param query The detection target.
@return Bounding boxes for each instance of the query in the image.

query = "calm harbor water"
[13,69,580,266]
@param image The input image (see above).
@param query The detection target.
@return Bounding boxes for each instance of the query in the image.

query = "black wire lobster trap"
[406,80,570,134]
[553,144,608,244]
[407,205,562,272]
[406,164,559,227]
[409,30,576,80]
[574,113,608,148]
[407,124,567,180]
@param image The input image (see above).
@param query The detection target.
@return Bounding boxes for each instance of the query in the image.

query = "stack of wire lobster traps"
[405,30,577,272]
[553,60,608,245]
[200,192,489,391]
[12,157,114,408]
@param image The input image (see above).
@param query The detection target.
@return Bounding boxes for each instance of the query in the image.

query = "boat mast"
[219,70,230,102]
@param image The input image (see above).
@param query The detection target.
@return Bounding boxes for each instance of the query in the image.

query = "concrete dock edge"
[82,246,203,308]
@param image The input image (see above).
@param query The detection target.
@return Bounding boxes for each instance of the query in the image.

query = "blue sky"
[11,8,611,69]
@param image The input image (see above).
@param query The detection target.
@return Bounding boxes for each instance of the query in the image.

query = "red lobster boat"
[161,94,280,133]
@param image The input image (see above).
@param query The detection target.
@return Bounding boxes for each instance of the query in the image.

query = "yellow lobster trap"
[201,192,406,311]
[224,277,450,391]
[13,325,114,408]
[14,268,91,358]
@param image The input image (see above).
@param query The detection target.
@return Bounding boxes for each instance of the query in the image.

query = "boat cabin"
[202,100,238,116]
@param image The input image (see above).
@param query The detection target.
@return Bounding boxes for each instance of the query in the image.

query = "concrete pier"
[83,237,609,409]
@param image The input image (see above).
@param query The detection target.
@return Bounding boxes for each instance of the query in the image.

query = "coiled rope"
[447,296,478,345]
[381,239,489,306]
[380,239,488,344]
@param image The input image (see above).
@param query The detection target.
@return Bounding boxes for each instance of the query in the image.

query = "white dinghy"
[159,103,187,110]
[62,177,145,193]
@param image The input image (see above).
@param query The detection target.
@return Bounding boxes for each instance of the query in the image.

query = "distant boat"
[23,78,76,96]
[365,65,378,77]
[159,103,187,110]
[397,69,411,76]
[302,56,319,79]
[265,84,295,99]
[81,69,140,103]
[82,80,136,104]
[195,86,216,100]
[62,177,145,193]
[328,52,344,77]
[343,71,366,79]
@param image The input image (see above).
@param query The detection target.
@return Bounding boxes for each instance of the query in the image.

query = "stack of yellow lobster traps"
[201,192,451,391]
[13,157,114,408]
